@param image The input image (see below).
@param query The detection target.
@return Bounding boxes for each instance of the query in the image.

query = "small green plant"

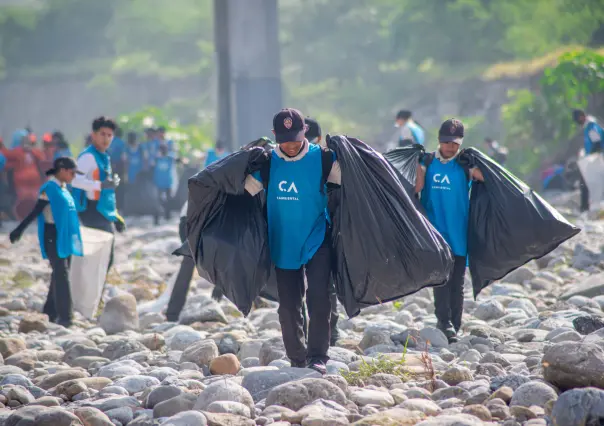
[341,336,410,386]
[392,300,404,311]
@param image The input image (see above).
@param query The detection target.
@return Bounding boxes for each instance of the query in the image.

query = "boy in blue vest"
[9,157,83,327]
[244,108,341,374]
[125,131,146,184]
[71,116,126,271]
[205,140,231,168]
[153,143,175,224]
[415,119,484,343]
[396,109,425,147]
[573,109,604,212]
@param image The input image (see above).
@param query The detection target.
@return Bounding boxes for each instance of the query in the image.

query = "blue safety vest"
[153,156,174,190]
[71,146,117,222]
[38,180,83,259]
[264,144,327,269]
[205,149,231,167]
[126,145,144,182]
[421,157,470,257]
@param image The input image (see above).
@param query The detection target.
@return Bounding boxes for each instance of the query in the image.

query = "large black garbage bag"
[327,135,454,317]
[123,171,162,217]
[185,148,276,315]
[461,148,580,297]
[383,144,425,187]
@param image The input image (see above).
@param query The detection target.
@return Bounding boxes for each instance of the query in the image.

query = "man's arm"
[327,160,341,185]
[71,153,102,192]
[471,167,485,182]
[244,174,263,196]
[415,164,426,193]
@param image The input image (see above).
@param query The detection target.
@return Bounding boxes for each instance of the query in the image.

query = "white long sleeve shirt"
[71,152,103,201]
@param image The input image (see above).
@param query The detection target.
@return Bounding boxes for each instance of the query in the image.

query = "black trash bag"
[184,148,276,316]
[383,144,425,187]
[460,148,580,297]
[327,135,454,317]
[123,170,162,217]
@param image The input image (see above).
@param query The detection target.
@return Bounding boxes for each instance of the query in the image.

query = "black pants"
[434,256,467,332]
[579,172,590,212]
[276,241,333,366]
[79,201,115,271]
[42,224,73,324]
[154,190,171,224]
[166,256,196,322]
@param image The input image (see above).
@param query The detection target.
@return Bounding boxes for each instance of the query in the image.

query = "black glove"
[115,216,126,233]
[101,176,120,190]
[9,230,21,244]
[457,149,476,168]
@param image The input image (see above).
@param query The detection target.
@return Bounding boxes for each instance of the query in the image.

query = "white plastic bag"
[137,270,178,315]
[578,153,604,210]
[69,226,114,319]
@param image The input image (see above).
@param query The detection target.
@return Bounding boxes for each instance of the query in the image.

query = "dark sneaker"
[307,359,327,375]
[437,322,458,344]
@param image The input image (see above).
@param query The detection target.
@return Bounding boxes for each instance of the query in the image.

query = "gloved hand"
[457,149,476,168]
[115,214,126,233]
[101,176,120,190]
[9,230,21,244]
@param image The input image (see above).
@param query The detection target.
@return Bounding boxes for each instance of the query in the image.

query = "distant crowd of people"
[0,125,231,227]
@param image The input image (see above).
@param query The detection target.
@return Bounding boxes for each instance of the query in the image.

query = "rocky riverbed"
[0,193,603,426]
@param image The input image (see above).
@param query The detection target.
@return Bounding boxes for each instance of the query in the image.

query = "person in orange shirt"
[0,133,45,219]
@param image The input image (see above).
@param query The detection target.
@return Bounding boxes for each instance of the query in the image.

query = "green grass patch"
[342,336,410,386]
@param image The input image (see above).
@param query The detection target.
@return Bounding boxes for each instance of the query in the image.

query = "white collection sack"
[577,153,604,210]
[69,226,114,319]
[137,269,178,315]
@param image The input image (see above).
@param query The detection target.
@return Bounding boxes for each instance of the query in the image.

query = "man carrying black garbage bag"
[243,108,341,374]
[415,119,484,343]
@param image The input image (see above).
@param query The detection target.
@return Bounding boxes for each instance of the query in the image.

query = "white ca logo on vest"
[433,174,451,184]
[278,181,298,193]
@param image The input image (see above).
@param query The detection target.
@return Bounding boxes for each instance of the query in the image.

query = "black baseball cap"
[305,117,322,141]
[438,118,464,144]
[45,157,83,176]
[273,108,306,144]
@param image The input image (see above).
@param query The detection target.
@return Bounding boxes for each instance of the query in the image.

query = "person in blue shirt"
[204,140,231,168]
[52,132,73,160]
[108,127,127,210]
[244,108,342,374]
[125,131,145,184]
[0,148,5,228]
[573,109,604,212]
[9,157,83,327]
[395,109,425,147]
[415,119,484,343]
[153,143,175,224]
[142,128,158,170]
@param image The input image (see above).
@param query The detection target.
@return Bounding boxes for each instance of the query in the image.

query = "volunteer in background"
[395,109,425,147]
[244,108,341,374]
[415,119,484,343]
[53,132,73,160]
[9,157,83,328]
[305,116,341,345]
[204,140,231,167]
[153,143,175,224]
[125,131,145,184]
[109,127,126,210]
[71,116,126,271]
[573,109,604,212]
[165,201,197,322]
[0,147,5,228]
[484,138,509,166]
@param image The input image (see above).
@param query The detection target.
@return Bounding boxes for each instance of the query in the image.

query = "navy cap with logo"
[273,108,306,144]
[438,118,464,144]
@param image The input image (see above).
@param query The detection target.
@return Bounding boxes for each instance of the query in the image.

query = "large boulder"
[510,381,558,408]
[98,294,139,335]
[179,339,219,366]
[194,380,254,413]
[550,387,604,426]
[0,337,26,359]
[241,367,320,402]
[259,337,286,366]
[265,378,346,411]
[542,342,604,390]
